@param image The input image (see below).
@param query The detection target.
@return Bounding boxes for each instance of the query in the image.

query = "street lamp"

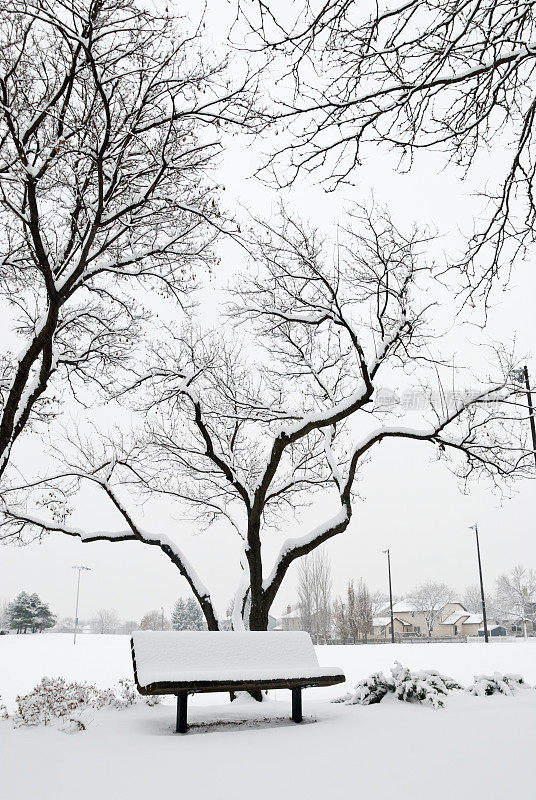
[512,366,536,469]
[382,549,395,644]
[468,525,489,643]
[72,565,91,644]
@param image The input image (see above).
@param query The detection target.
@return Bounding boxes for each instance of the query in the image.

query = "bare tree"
[0,0,260,482]
[462,584,484,615]
[332,596,350,641]
[91,608,120,634]
[370,590,388,618]
[408,581,455,638]
[345,580,359,642]
[139,609,171,631]
[354,578,373,642]
[495,564,536,637]
[297,546,332,640]
[1,204,533,632]
[118,619,139,635]
[0,598,10,631]
[243,0,536,298]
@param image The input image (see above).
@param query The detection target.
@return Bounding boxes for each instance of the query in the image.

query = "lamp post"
[382,549,395,644]
[72,565,91,644]
[512,366,536,469]
[161,606,165,631]
[468,525,488,643]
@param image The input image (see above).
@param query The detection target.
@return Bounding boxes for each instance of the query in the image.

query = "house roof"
[373,616,410,627]
[440,612,470,625]
[389,600,465,614]
[280,608,302,619]
[463,614,484,625]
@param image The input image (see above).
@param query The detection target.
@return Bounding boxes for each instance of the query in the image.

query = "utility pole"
[382,549,395,644]
[469,525,488,643]
[512,366,536,469]
[72,565,91,644]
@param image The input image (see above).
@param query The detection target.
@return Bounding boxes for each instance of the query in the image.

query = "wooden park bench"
[131,630,345,733]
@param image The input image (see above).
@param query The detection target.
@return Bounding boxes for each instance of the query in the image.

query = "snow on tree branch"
[1,202,532,631]
[0,0,262,482]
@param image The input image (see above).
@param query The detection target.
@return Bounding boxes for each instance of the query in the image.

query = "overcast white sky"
[1,0,535,624]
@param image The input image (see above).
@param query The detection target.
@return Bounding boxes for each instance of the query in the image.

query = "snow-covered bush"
[117,678,138,706]
[466,673,526,697]
[391,662,462,709]
[144,693,162,706]
[0,694,8,719]
[11,676,162,731]
[116,678,162,706]
[333,672,394,705]
[13,677,116,728]
[336,663,463,709]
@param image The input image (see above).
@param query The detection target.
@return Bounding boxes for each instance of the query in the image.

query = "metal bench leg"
[291,687,302,723]
[176,692,188,733]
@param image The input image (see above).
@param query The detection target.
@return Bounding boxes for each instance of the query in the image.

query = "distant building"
[439,612,483,637]
[373,600,472,638]
[371,616,412,639]
[277,604,304,631]
[478,623,507,637]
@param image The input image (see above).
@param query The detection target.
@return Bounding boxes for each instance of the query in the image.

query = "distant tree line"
[293,550,536,640]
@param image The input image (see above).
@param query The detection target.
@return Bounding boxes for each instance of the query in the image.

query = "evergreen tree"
[7,592,33,633]
[7,591,55,633]
[171,598,188,630]
[172,597,205,630]
[185,597,205,630]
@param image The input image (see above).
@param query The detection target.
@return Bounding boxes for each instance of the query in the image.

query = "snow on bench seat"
[131,630,344,691]
[131,631,345,732]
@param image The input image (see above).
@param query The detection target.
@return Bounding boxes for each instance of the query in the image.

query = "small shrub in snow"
[116,678,162,706]
[11,676,162,731]
[466,673,526,697]
[144,694,162,706]
[117,678,138,706]
[336,663,463,710]
[0,694,8,719]
[13,677,115,728]
[390,662,462,709]
[334,672,394,706]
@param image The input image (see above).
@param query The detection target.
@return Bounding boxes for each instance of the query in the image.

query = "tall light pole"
[468,525,488,643]
[512,366,536,469]
[382,549,395,644]
[72,565,91,644]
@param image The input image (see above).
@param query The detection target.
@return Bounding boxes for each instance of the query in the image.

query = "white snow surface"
[132,631,343,685]
[1,635,535,800]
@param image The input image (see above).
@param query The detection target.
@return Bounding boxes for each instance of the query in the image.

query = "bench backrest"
[132,631,319,684]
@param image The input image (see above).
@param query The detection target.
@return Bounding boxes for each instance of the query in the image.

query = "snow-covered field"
[1,635,535,800]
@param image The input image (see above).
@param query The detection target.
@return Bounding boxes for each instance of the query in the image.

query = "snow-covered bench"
[131,630,345,733]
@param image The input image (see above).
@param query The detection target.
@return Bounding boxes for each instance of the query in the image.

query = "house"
[370,616,412,640]
[439,612,483,637]
[278,604,304,632]
[276,604,331,639]
[378,600,470,638]
[497,616,535,637]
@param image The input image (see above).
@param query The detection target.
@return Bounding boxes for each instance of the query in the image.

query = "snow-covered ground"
[1,635,535,800]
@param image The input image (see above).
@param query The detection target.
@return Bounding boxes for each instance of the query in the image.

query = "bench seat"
[131,631,345,732]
